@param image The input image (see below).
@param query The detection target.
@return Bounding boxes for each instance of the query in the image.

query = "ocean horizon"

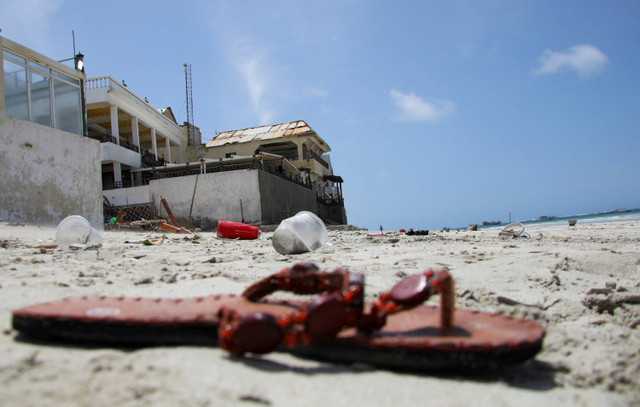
[475,208,640,231]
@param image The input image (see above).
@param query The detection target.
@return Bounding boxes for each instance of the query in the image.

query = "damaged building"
[1,35,346,229]
[118,121,347,228]
[91,85,347,227]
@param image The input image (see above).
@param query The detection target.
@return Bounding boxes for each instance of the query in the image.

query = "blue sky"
[3,1,639,230]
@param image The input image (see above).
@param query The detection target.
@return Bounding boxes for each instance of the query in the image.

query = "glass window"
[28,60,50,75]
[53,70,80,86]
[29,70,51,126]
[3,49,83,136]
[3,58,29,120]
[53,78,82,135]
[3,50,25,64]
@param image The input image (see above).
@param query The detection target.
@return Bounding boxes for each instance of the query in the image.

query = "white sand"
[0,220,638,406]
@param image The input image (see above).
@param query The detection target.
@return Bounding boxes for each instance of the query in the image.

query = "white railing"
[85,76,181,132]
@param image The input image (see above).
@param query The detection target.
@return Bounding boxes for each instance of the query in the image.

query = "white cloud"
[389,90,456,123]
[206,3,333,126]
[221,36,328,125]
[532,44,608,79]
[233,47,275,125]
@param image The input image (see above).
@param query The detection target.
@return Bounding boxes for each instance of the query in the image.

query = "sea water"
[478,208,640,230]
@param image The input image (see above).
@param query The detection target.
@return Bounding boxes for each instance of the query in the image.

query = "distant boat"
[595,208,630,216]
[482,220,502,226]
[537,216,556,221]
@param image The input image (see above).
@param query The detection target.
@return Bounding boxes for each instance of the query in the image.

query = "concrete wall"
[0,115,103,227]
[258,170,317,225]
[101,143,142,168]
[103,185,151,207]
[135,168,343,229]
[149,169,262,230]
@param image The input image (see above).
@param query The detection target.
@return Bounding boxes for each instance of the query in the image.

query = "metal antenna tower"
[184,63,195,145]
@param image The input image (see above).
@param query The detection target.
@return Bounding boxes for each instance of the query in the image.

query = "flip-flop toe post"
[11,263,545,371]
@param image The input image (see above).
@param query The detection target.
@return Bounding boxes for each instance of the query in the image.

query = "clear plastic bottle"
[56,215,103,250]
[272,211,327,254]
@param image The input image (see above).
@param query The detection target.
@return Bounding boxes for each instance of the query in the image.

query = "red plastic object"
[217,221,259,240]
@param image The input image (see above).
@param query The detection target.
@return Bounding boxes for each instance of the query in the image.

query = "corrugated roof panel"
[290,127,311,135]
[205,120,321,148]
[243,125,273,136]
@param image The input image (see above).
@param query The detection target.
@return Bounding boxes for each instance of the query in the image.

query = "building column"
[165,137,172,163]
[151,128,157,159]
[113,162,122,186]
[110,104,119,144]
[131,116,140,151]
[176,142,183,163]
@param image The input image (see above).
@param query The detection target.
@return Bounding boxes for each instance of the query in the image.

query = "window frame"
[2,47,84,136]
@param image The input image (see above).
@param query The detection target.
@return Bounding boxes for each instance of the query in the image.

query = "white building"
[0,35,102,226]
[84,76,187,191]
[1,35,345,228]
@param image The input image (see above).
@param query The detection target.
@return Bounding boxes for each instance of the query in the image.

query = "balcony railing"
[261,165,311,189]
[86,76,181,132]
[141,149,166,167]
[96,134,140,153]
[317,196,344,206]
[103,179,150,190]
[303,150,329,169]
[103,162,312,191]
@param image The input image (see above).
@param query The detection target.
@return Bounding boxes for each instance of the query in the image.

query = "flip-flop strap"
[219,265,454,356]
[359,268,454,332]
[220,262,364,356]
[242,262,353,300]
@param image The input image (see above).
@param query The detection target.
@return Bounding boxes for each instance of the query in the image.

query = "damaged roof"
[205,120,330,151]
[158,107,178,124]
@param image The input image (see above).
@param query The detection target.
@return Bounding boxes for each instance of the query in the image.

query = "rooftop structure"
[85,76,187,190]
[205,120,342,203]
[206,121,328,148]
[1,34,345,227]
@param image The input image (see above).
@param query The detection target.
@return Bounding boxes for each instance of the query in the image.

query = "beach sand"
[0,219,638,406]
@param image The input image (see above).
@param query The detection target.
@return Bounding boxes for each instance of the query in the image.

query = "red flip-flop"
[12,263,545,371]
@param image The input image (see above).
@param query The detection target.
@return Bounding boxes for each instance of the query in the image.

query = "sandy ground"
[0,219,639,406]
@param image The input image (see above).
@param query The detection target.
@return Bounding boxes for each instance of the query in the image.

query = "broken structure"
[1,35,346,228]
[110,121,347,227]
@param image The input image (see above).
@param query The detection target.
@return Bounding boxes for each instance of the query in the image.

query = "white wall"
[103,185,151,207]
[101,143,142,168]
[150,170,261,227]
[0,115,103,227]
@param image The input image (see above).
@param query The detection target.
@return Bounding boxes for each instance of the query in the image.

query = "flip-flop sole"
[12,295,297,345]
[292,305,545,370]
[12,296,544,370]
